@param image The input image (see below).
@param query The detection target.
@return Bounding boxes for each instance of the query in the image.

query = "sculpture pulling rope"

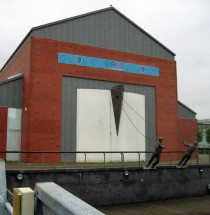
[110,84,198,168]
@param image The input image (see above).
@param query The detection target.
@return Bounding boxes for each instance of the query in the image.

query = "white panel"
[110,93,145,161]
[6,108,22,161]
[76,89,145,162]
[77,89,111,162]
[7,108,22,130]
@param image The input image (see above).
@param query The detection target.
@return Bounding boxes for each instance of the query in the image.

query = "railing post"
[64,152,66,168]
[169,152,172,166]
[103,153,106,168]
[196,151,199,165]
[209,152,210,165]
[138,153,141,167]
[121,153,124,168]
[84,153,86,168]
[19,152,22,171]
[42,152,45,170]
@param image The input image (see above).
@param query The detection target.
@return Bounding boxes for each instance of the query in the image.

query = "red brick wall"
[0,107,8,159]
[0,40,32,161]
[178,118,198,148]
[0,36,197,162]
[0,40,31,82]
[28,37,179,160]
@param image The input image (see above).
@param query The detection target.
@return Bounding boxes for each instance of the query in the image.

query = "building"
[197,119,210,150]
[0,7,197,162]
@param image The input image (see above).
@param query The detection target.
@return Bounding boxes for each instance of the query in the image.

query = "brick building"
[0,7,197,162]
[198,119,210,150]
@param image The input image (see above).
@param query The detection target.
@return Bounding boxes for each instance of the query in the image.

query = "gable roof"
[178,100,197,120]
[178,100,197,115]
[0,6,175,74]
[32,7,175,55]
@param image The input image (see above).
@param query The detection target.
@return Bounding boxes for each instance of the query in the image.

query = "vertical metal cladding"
[31,9,174,60]
[0,78,23,108]
[178,102,196,119]
[62,77,156,162]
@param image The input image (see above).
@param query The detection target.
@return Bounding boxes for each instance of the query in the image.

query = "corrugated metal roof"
[0,6,175,74]
[31,7,175,56]
[178,100,197,115]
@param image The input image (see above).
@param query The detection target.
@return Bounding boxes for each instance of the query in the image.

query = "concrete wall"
[35,182,104,215]
[6,166,210,206]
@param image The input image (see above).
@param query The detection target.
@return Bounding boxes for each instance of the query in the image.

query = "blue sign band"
[58,52,159,77]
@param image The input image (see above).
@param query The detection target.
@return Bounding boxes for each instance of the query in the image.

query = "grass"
[4,154,209,171]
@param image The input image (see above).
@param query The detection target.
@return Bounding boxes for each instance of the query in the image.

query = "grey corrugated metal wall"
[178,102,196,119]
[62,77,156,161]
[0,77,23,108]
[0,8,175,75]
[32,9,174,60]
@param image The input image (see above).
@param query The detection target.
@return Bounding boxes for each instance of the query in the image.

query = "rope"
[122,98,180,142]
[123,98,145,121]
[122,106,156,143]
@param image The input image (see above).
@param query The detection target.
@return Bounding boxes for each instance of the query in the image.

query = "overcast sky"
[0,0,209,119]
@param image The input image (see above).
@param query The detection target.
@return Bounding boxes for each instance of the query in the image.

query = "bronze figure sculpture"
[146,138,165,168]
[177,139,198,167]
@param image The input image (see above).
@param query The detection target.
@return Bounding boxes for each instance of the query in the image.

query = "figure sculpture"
[146,138,165,168]
[177,139,198,167]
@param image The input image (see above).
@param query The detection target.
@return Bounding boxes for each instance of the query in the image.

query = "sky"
[0,0,209,119]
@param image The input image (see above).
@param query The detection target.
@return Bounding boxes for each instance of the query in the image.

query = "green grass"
[4,154,209,170]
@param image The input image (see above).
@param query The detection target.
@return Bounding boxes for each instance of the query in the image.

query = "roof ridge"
[0,6,175,74]
[31,6,175,56]
[32,7,113,31]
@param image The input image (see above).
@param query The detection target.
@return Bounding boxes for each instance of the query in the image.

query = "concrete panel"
[110,92,145,160]
[76,90,145,162]
[6,108,22,161]
[34,182,104,215]
[77,89,110,162]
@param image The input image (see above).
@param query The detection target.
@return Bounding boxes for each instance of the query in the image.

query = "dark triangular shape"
[111,85,124,135]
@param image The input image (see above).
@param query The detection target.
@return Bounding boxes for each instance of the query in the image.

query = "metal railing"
[0,150,210,170]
